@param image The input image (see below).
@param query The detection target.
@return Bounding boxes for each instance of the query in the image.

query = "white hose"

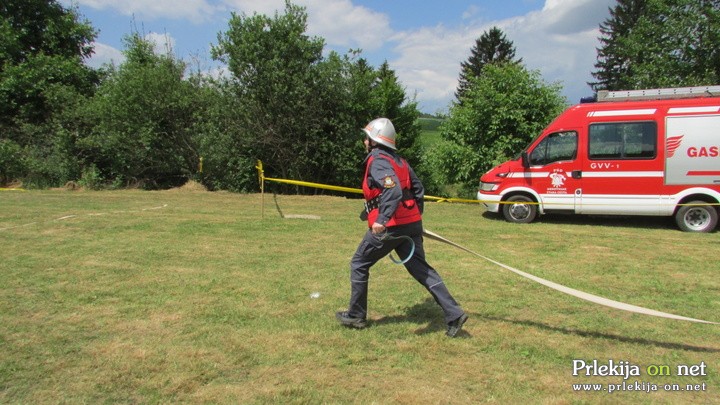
[423,229,718,325]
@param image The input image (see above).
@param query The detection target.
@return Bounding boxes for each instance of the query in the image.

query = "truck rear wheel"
[502,195,537,224]
[675,201,718,232]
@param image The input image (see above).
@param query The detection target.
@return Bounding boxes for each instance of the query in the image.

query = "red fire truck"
[477,86,720,232]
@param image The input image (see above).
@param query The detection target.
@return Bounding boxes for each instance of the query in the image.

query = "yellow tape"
[425,196,481,204]
[262,176,363,195]
[255,160,719,207]
[0,188,26,191]
[256,160,481,204]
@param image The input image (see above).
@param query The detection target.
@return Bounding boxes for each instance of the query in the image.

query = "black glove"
[359,209,368,221]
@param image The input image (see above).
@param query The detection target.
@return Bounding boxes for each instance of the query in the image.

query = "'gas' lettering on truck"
[687,146,719,158]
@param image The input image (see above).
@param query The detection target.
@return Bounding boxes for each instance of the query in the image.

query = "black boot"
[336,311,367,329]
[446,313,468,337]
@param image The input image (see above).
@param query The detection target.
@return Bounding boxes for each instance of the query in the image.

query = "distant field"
[417,116,444,147]
[1,189,719,403]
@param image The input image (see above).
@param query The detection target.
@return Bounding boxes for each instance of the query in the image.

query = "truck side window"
[589,122,656,159]
[529,131,577,166]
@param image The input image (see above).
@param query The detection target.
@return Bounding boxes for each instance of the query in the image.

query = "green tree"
[0,0,98,186]
[311,54,420,190]
[346,55,375,122]
[0,138,24,185]
[207,2,420,192]
[191,76,255,192]
[367,61,421,166]
[455,27,521,102]
[0,0,96,131]
[432,64,566,196]
[591,0,720,91]
[343,57,418,146]
[211,2,328,188]
[82,34,200,188]
[590,0,646,91]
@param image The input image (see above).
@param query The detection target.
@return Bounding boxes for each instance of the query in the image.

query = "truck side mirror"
[521,151,530,168]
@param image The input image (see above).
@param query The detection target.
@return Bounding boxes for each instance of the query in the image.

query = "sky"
[59,0,617,114]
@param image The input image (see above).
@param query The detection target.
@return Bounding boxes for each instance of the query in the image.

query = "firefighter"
[336,117,468,337]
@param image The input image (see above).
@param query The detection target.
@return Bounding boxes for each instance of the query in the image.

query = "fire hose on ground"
[421,228,717,325]
[256,160,718,325]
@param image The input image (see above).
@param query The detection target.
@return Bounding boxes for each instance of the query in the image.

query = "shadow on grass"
[480,314,720,353]
[365,299,715,349]
[373,298,472,338]
[481,211,682,231]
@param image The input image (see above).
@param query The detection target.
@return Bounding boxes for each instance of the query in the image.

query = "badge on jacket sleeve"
[382,176,396,188]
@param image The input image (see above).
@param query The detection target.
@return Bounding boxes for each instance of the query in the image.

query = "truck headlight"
[479,182,498,192]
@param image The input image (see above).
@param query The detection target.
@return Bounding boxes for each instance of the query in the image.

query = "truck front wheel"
[675,201,718,232]
[502,195,537,224]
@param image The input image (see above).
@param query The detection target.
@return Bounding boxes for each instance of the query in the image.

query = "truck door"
[579,121,661,215]
[666,115,720,185]
[526,130,581,212]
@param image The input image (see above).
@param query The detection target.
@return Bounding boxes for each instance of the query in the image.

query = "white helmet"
[362,118,397,150]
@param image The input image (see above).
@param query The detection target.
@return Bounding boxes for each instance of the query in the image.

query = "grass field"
[417,117,444,148]
[1,188,719,404]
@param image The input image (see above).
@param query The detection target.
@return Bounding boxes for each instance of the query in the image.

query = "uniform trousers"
[348,221,464,324]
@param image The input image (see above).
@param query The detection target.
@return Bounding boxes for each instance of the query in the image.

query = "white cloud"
[73,0,219,23]
[145,32,177,55]
[388,0,615,112]
[85,42,126,68]
[462,5,480,21]
[74,0,392,79]
[304,0,391,51]
[390,26,469,103]
[85,33,178,69]
[71,0,616,112]
[220,0,391,51]
[539,0,615,35]
[70,0,392,50]
[502,0,615,99]
[217,0,281,16]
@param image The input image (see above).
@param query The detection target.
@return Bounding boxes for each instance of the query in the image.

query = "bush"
[78,164,104,190]
[433,63,567,196]
[0,140,25,186]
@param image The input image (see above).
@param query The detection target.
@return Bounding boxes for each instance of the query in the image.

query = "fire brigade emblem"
[549,172,566,188]
[382,176,396,188]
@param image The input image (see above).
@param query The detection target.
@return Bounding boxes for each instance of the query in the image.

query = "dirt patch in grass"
[166,180,208,192]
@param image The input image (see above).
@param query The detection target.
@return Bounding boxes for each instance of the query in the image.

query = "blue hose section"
[379,234,415,265]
